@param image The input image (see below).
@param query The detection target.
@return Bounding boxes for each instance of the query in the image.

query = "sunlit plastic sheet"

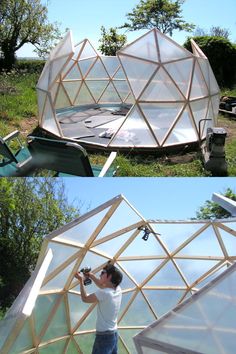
[1,195,235,353]
[36,29,219,150]
[133,262,236,354]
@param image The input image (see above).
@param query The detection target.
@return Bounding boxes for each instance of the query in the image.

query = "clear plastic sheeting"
[134,262,236,354]
[36,28,219,150]
[1,195,236,354]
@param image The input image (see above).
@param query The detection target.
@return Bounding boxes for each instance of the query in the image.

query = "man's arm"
[75,272,98,303]
[88,272,104,289]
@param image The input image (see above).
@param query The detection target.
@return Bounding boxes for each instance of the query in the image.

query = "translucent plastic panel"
[174,259,219,286]
[86,80,109,101]
[143,289,185,317]
[119,55,158,97]
[110,106,157,147]
[190,98,209,136]
[99,82,121,103]
[102,56,120,77]
[120,30,158,62]
[113,67,127,80]
[37,65,50,90]
[156,31,191,62]
[63,62,82,80]
[55,85,71,109]
[78,58,96,77]
[49,56,69,87]
[42,98,60,136]
[119,260,164,285]
[50,82,59,103]
[150,222,207,253]
[74,83,95,105]
[190,61,208,99]
[39,339,67,353]
[113,80,130,101]
[50,31,73,60]
[72,41,84,60]
[197,264,229,290]
[37,89,47,120]
[76,307,97,331]
[34,294,60,337]
[63,81,82,104]
[140,67,184,102]
[86,59,109,79]
[0,316,15,349]
[65,338,79,354]
[125,92,135,104]
[78,251,108,274]
[163,109,198,146]
[9,319,33,354]
[42,300,69,342]
[208,64,220,95]
[146,261,187,287]
[119,292,156,326]
[79,40,97,60]
[211,94,220,122]
[41,259,77,292]
[164,58,194,98]
[74,333,95,354]
[118,291,136,320]
[91,230,136,258]
[176,225,224,257]
[218,228,236,256]
[140,103,183,145]
[67,293,91,329]
[54,206,111,246]
[119,329,140,354]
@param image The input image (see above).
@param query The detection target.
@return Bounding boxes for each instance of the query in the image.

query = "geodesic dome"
[1,195,236,354]
[134,262,236,354]
[36,29,220,152]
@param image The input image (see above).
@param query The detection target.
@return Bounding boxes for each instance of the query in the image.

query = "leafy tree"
[195,188,236,220]
[120,0,195,36]
[0,0,63,71]
[98,26,127,56]
[0,177,80,310]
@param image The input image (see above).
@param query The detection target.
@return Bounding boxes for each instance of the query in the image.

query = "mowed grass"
[0,71,236,176]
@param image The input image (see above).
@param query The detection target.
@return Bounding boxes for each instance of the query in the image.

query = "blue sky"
[17,0,236,57]
[62,177,236,220]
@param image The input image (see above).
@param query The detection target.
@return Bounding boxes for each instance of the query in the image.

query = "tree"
[195,188,236,220]
[98,26,127,56]
[0,0,63,71]
[0,178,80,309]
[120,0,195,36]
[194,26,230,40]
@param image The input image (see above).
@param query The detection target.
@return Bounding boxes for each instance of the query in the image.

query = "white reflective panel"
[140,67,184,102]
[101,56,120,77]
[79,40,97,59]
[110,106,157,147]
[42,98,61,136]
[49,56,69,87]
[164,58,194,98]
[37,65,50,90]
[55,31,73,59]
[156,31,191,62]
[119,29,158,62]
[119,55,158,97]
[86,58,109,79]
[140,103,183,145]
[163,109,198,146]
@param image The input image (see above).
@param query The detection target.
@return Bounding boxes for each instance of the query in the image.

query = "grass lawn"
[1,71,236,176]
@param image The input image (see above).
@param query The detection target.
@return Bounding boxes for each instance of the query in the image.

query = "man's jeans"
[92,331,118,354]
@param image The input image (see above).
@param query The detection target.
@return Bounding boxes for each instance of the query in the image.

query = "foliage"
[194,26,231,40]
[14,59,45,73]
[98,26,127,56]
[120,0,195,36]
[184,36,236,88]
[0,178,79,310]
[195,188,236,220]
[0,0,63,71]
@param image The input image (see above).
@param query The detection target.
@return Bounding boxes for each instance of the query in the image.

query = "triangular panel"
[98,82,121,103]
[63,62,82,80]
[146,261,187,287]
[54,84,71,109]
[78,58,97,77]
[63,81,81,104]
[190,61,209,99]
[74,83,95,105]
[102,56,120,77]
[79,40,97,59]
[86,58,109,79]
[157,31,192,62]
[86,80,109,102]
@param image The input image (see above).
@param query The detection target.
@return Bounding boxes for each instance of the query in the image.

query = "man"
[75,261,123,354]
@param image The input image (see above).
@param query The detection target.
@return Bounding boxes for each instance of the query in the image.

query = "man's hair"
[103,261,123,287]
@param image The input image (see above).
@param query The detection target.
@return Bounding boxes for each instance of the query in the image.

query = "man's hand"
[74,272,83,283]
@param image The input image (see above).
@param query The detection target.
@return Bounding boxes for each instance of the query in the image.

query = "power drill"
[80,266,92,286]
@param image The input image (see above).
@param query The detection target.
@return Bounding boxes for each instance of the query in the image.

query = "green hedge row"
[13,59,46,74]
[184,36,236,88]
